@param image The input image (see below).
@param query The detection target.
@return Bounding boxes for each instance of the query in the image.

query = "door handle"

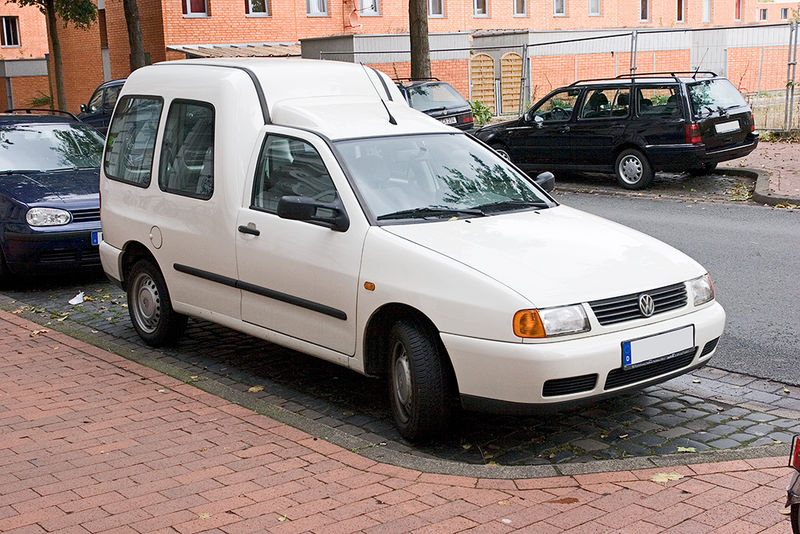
[560,126,570,133]
[238,224,260,236]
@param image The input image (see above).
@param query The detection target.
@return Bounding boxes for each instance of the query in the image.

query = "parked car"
[0,110,104,278]
[78,79,126,135]
[788,435,800,534]
[99,59,724,441]
[396,78,475,132]
[475,72,759,189]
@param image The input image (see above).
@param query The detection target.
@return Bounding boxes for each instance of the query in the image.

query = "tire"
[688,162,718,176]
[126,259,187,346]
[491,143,512,162]
[388,319,453,441]
[792,503,799,534]
[615,149,654,190]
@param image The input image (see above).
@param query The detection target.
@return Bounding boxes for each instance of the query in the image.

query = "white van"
[99,58,725,440]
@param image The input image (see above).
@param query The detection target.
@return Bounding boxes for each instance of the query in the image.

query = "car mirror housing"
[277,195,350,232]
[80,104,87,113]
[535,171,555,193]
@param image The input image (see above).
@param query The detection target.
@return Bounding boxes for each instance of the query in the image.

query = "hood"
[0,169,100,206]
[384,205,704,308]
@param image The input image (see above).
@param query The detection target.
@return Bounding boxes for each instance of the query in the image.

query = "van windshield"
[336,133,555,222]
[688,79,748,117]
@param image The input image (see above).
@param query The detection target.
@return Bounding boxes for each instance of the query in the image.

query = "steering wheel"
[550,107,569,120]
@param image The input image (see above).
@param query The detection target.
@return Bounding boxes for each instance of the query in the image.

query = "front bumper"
[788,471,800,507]
[646,133,759,171]
[442,302,725,412]
[4,227,102,274]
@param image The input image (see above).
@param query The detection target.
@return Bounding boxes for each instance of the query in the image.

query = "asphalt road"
[554,190,800,386]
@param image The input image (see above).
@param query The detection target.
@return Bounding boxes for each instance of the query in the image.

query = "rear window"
[406,83,468,113]
[688,79,747,117]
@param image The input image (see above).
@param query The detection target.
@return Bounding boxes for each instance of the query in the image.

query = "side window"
[104,96,163,187]
[637,86,681,117]
[530,89,579,122]
[104,85,122,109]
[580,88,629,119]
[158,100,215,200]
[88,90,104,112]
[252,135,336,213]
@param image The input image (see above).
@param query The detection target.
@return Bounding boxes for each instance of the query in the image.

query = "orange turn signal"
[513,310,546,338]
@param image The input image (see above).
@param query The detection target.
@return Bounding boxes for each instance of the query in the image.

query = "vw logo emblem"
[638,294,655,317]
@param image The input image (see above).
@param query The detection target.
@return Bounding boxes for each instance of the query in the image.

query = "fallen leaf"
[676,446,696,453]
[30,329,48,337]
[692,379,701,383]
[248,385,264,393]
[632,406,645,412]
[785,388,791,394]
[11,309,22,314]
[600,433,609,439]
[731,416,740,420]
[619,434,629,439]
[83,296,95,302]
[461,443,472,450]
[731,385,740,389]
[277,515,287,522]
[57,315,68,322]
[548,497,579,504]
[190,375,199,380]
[651,472,684,483]
[498,500,510,506]
[501,518,512,524]
[779,508,791,515]
[198,513,211,519]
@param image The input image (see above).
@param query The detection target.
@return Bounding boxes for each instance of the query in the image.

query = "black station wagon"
[396,79,475,133]
[475,72,759,189]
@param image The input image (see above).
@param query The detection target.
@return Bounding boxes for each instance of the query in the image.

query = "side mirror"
[277,195,350,232]
[80,104,87,113]
[535,171,555,193]
[534,115,544,128]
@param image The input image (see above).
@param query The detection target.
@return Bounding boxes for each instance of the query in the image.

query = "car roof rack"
[4,108,79,121]
[394,77,441,83]
[568,71,717,87]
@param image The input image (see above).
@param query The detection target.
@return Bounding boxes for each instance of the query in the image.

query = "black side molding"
[173,264,347,320]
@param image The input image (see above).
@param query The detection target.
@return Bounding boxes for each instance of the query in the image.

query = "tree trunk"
[408,0,431,80]
[45,0,66,110]
[123,0,147,71]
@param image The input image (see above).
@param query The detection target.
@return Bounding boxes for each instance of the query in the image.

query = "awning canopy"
[167,43,301,59]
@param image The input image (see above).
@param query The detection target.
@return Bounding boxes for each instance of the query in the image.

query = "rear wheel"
[127,259,187,346]
[688,162,718,176]
[388,319,453,441]
[615,149,654,190]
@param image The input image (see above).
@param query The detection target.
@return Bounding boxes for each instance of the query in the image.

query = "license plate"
[439,116,457,125]
[622,325,694,369]
[91,231,102,246]
[714,120,740,134]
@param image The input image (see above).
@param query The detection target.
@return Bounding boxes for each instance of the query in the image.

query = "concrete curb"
[0,293,790,480]
[745,167,799,206]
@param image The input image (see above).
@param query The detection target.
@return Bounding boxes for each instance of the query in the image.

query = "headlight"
[688,274,715,306]
[514,305,590,338]
[26,207,72,227]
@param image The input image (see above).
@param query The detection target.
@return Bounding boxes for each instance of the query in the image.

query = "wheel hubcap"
[391,342,412,421]
[619,155,643,184]
[132,273,161,334]
[495,148,510,160]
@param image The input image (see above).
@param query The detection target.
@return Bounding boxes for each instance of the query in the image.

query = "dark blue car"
[0,111,104,277]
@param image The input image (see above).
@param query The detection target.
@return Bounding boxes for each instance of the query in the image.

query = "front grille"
[700,337,720,357]
[604,348,696,390]
[70,208,101,222]
[40,250,77,263]
[542,374,597,397]
[80,248,100,263]
[589,282,687,326]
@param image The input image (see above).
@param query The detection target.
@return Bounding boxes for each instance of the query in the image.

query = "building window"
[553,0,565,16]
[640,0,649,21]
[676,0,684,21]
[781,7,789,19]
[1,17,20,47]
[759,8,767,20]
[702,0,710,22]
[245,0,269,15]
[474,0,487,16]
[182,0,208,15]
[514,0,526,16]
[734,0,741,20]
[429,0,443,16]
[360,0,379,15]
[588,0,600,16]
[307,0,327,15]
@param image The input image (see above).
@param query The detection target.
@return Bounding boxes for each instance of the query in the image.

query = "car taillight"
[462,115,474,123]
[749,112,755,132]
[685,123,702,144]
[791,435,800,472]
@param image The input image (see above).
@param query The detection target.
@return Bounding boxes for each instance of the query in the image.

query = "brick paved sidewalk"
[0,310,794,534]
[722,140,800,204]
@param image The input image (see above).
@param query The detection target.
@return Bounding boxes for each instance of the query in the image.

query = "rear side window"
[104,96,163,187]
[688,79,748,117]
[580,88,630,119]
[637,86,681,117]
[158,100,215,200]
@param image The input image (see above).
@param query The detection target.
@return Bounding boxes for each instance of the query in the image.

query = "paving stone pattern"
[2,273,799,467]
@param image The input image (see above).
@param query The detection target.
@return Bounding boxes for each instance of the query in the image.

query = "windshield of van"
[688,79,748,117]
[336,133,555,222]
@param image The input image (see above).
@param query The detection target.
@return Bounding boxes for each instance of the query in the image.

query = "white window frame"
[781,7,789,20]
[514,0,526,16]
[640,0,649,21]
[474,0,488,17]
[429,0,444,16]
[1,16,20,47]
[588,0,600,16]
[307,0,328,16]
[553,0,566,16]
[702,0,711,22]
[183,0,208,16]
[676,0,685,22]
[759,8,767,20]
[246,0,269,16]
[360,0,379,15]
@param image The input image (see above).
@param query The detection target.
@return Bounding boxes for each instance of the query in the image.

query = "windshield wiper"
[422,106,448,113]
[470,200,551,213]
[377,205,485,221]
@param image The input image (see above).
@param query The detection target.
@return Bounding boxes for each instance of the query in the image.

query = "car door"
[79,89,106,131]
[235,129,368,357]
[570,86,631,171]
[505,88,580,169]
[630,84,685,147]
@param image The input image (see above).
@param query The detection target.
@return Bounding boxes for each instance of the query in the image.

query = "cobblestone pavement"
[2,272,797,469]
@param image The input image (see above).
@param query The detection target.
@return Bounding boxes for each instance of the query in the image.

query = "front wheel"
[792,503,799,534]
[127,259,187,346]
[615,149,654,190]
[491,143,512,162]
[388,320,453,441]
